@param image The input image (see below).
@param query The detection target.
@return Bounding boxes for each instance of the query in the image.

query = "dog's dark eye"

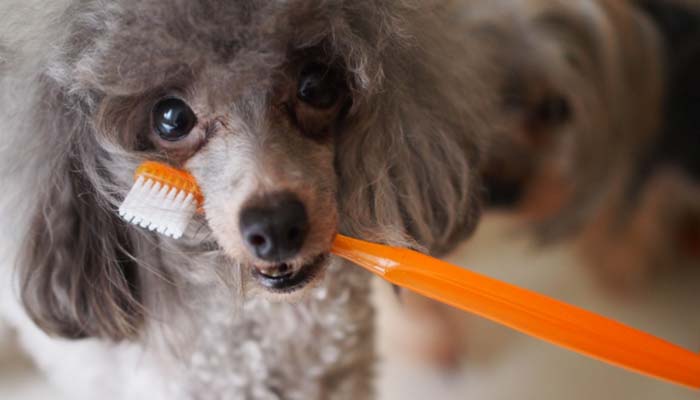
[152,98,197,141]
[535,95,572,126]
[297,63,341,109]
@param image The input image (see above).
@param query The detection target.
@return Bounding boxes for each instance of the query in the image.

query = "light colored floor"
[2,216,700,399]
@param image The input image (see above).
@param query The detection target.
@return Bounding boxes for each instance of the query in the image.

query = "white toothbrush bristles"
[118,176,197,239]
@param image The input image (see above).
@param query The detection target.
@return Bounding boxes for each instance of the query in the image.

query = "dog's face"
[577,0,700,288]
[12,0,493,339]
[181,59,343,294]
[470,0,664,234]
[91,1,364,295]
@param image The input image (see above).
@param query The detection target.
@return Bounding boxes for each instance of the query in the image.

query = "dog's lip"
[251,254,328,293]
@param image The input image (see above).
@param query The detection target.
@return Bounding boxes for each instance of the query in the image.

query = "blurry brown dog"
[396,0,700,368]
[578,0,700,289]
[477,0,700,289]
[392,0,664,367]
[475,0,663,231]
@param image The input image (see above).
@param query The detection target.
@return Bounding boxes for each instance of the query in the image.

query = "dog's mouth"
[251,253,328,293]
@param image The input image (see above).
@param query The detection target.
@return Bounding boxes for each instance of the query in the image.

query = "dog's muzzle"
[239,191,328,292]
[239,192,309,262]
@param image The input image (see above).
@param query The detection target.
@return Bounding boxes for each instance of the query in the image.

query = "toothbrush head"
[118,161,203,239]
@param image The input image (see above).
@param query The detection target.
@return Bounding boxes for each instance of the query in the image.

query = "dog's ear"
[336,15,491,256]
[337,96,485,256]
[18,82,143,341]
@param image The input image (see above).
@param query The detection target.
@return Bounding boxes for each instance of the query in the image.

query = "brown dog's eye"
[297,63,341,109]
[152,98,197,141]
[535,96,572,126]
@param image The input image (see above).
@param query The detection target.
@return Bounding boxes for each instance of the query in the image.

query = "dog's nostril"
[239,192,309,262]
[249,234,267,247]
[287,227,300,241]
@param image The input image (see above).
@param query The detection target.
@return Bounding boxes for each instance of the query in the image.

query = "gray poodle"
[0,0,495,398]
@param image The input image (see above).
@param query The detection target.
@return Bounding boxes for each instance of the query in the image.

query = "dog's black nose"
[239,192,309,262]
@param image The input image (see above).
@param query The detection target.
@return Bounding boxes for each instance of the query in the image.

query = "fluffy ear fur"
[18,79,143,341]
[335,7,491,256]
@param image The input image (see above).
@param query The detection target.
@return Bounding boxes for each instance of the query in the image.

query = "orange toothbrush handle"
[331,234,700,390]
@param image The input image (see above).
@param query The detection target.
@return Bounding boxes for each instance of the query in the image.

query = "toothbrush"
[119,161,700,389]
[118,161,203,239]
[331,235,700,390]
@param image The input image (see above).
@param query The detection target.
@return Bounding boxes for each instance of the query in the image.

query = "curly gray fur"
[0,1,495,398]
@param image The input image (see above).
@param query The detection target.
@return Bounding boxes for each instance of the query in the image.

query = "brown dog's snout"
[239,192,309,262]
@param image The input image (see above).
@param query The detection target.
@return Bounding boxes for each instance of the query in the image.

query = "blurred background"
[2,215,699,399]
